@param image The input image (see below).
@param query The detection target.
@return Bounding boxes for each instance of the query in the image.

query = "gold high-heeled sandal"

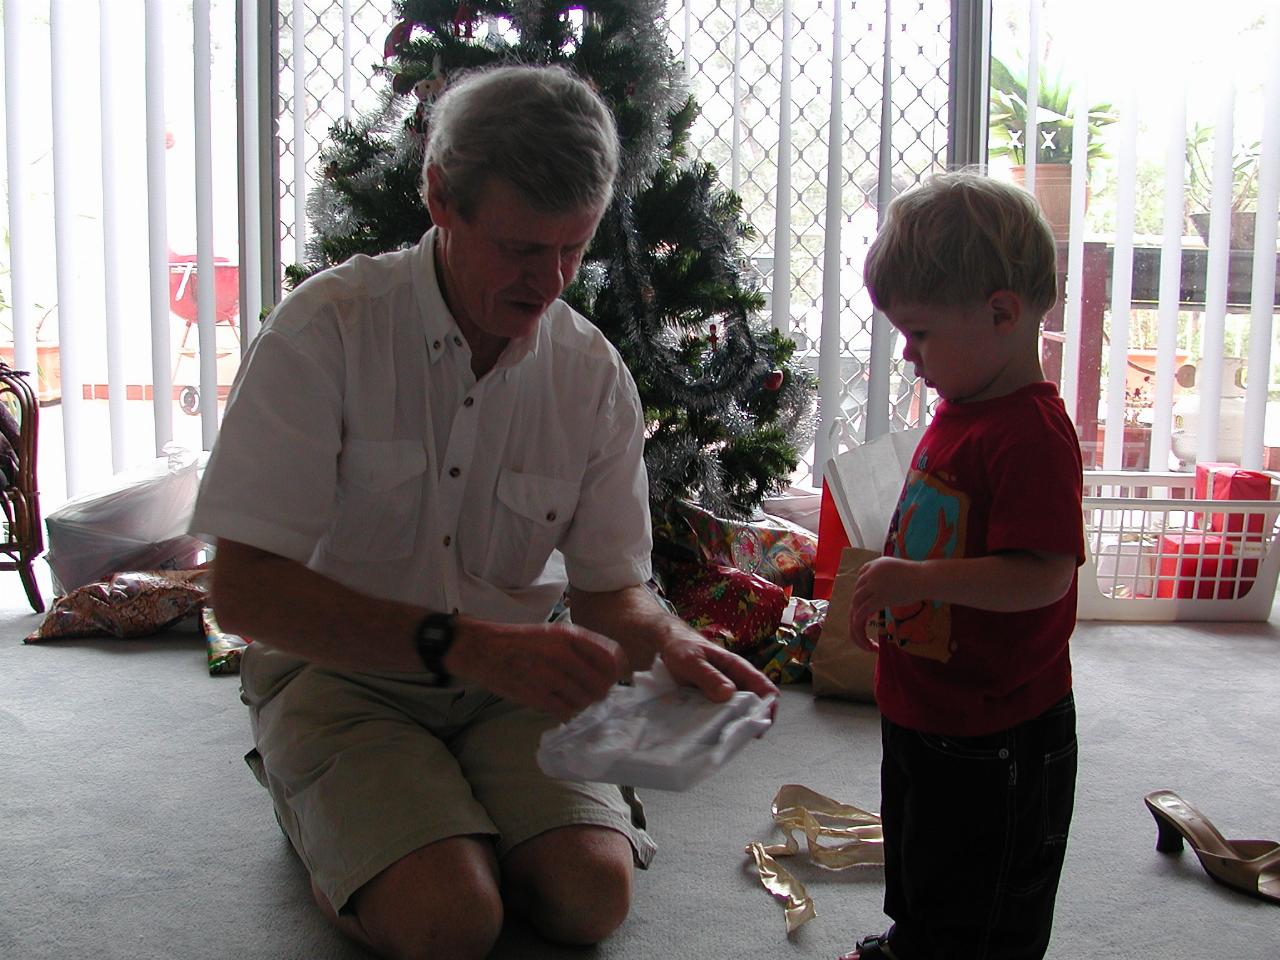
[1144,789,1280,905]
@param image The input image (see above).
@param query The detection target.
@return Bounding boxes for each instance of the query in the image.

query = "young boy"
[841,171,1084,960]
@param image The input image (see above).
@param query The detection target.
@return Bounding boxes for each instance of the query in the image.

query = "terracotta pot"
[0,344,61,405]
[1189,211,1256,249]
[1089,422,1152,470]
[1012,163,1087,242]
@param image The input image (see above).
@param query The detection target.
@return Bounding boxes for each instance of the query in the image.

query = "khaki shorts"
[240,644,656,912]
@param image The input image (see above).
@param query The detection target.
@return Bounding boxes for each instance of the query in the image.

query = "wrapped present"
[663,561,789,658]
[1193,462,1275,540]
[1095,538,1157,598]
[752,596,825,684]
[656,500,818,598]
[24,569,209,642]
[1155,534,1243,599]
[202,607,252,675]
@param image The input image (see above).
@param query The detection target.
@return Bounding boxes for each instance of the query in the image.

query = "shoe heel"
[1149,805,1185,854]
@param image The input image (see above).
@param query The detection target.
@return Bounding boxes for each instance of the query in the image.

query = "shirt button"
[448,467,460,478]
[442,535,452,547]
[463,397,474,407]
[545,511,556,522]
[453,336,462,346]
[432,339,441,350]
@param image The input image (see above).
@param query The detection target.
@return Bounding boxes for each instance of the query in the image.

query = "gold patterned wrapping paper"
[745,784,884,933]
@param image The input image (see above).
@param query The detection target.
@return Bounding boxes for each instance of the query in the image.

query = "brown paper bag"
[810,547,880,702]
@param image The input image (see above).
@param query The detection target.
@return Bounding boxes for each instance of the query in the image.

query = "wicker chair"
[0,364,44,612]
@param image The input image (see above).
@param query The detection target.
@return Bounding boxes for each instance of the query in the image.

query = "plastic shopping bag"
[44,445,209,595]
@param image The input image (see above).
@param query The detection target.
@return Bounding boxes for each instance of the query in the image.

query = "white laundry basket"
[1079,471,1280,621]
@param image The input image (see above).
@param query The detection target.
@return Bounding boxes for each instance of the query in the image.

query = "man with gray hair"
[192,63,776,960]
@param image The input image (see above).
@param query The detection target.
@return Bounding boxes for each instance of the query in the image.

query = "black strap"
[855,933,896,960]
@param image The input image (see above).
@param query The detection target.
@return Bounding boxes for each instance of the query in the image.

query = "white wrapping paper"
[536,660,775,791]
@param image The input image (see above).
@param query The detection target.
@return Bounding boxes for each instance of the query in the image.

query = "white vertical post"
[1024,0,1039,193]
[815,0,842,472]
[770,0,793,338]
[730,0,742,195]
[1103,83,1138,469]
[256,0,279,318]
[238,0,264,346]
[50,0,87,495]
[145,0,173,455]
[1151,91,1187,471]
[3,0,35,378]
[866,0,894,442]
[1243,19,1280,469]
[194,0,219,450]
[682,0,692,77]
[342,0,353,121]
[99,0,126,471]
[1197,82,1236,464]
[293,0,308,265]
[1060,75,1089,421]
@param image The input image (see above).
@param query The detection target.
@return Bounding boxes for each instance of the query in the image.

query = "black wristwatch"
[414,612,456,687]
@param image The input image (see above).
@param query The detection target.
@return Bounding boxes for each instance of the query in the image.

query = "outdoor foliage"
[988,53,1117,166]
[1185,121,1262,215]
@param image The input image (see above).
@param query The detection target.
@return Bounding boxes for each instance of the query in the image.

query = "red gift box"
[1193,462,1273,540]
[1155,534,1241,599]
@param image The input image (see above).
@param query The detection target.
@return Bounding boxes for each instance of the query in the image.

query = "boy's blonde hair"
[863,170,1058,318]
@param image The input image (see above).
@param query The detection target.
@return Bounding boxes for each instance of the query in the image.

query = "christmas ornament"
[414,75,445,101]
[413,54,447,102]
[764,370,784,391]
[384,18,413,59]
[453,2,475,38]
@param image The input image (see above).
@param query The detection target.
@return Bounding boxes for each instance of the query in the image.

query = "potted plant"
[1185,122,1261,248]
[988,53,1117,238]
[0,229,61,405]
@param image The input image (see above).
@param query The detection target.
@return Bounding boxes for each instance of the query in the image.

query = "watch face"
[416,614,455,686]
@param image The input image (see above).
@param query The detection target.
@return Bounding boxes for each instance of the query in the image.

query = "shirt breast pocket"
[485,470,580,588]
[325,439,427,561]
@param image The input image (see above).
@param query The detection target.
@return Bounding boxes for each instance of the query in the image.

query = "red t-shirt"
[874,382,1084,736]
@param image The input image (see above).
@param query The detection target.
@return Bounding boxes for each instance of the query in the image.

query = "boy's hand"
[848,556,924,652]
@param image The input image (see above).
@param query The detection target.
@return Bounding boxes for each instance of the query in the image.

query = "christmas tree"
[291,0,816,520]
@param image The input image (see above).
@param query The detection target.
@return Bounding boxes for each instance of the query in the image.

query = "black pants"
[878,693,1077,960]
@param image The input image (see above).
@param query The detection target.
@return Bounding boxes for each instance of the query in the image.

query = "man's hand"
[566,582,778,712]
[659,632,780,704]
[447,619,628,722]
[849,555,923,653]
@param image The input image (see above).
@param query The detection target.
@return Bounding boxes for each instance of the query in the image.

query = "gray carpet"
[2,565,1278,959]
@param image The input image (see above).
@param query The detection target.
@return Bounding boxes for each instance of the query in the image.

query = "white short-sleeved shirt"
[190,228,653,624]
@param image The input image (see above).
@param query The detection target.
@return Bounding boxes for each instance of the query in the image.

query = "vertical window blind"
[1,0,1277,512]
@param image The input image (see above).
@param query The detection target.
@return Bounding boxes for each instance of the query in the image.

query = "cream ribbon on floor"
[745,783,885,933]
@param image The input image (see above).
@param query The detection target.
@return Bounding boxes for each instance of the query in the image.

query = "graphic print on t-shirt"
[882,466,968,662]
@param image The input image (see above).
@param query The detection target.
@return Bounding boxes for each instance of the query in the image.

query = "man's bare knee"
[328,836,504,960]
[539,853,632,945]
[504,825,634,945]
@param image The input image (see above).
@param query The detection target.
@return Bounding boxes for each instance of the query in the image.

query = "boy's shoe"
[837,931,899,960]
